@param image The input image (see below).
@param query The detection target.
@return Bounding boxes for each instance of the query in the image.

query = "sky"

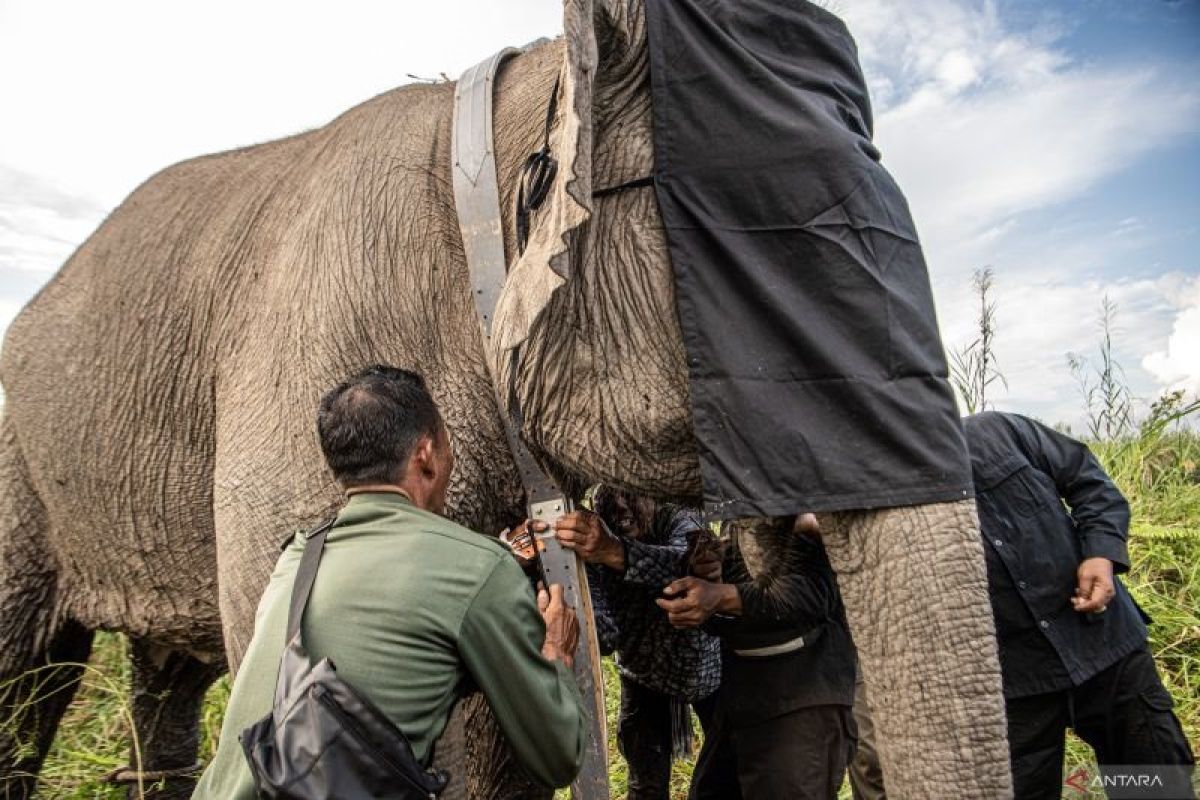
[1,0,1198,429]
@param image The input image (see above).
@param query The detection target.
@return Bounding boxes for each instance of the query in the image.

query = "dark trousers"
[617,675,716,800]
[1007,646,1195,800]
[689,702,854,800]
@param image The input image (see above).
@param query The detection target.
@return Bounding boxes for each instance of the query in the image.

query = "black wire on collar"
[592,174,655,198]
[515,78,656,255]
[516,78,560,255]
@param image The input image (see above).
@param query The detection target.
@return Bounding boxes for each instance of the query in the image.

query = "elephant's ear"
[490,0,596,357]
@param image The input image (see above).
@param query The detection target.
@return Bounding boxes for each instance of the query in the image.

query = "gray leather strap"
[452,49,563,504]
[452,47,518,338]
[287,519,336,646]
[451,49,610,799]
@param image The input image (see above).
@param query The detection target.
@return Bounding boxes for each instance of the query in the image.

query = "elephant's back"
[0,79,458,650]
[0,134,313,650]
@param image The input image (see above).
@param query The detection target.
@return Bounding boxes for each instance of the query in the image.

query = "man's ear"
[412,435,437,478]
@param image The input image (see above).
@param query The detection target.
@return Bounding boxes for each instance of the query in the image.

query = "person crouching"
[532,486,721,800]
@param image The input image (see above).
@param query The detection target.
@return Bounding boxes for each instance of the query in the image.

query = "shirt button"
[1039,620,1050,629]
[993,538,1004,547]
[1018,580,1028,590]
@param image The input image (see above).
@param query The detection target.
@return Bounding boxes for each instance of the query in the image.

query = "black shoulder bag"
[240,520,450,799]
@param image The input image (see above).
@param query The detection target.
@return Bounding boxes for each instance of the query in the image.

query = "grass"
[1057,404,1200,797]
[10,421,1200,798]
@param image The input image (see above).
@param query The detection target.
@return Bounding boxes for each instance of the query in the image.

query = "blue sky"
[837,0,1200,426]
[1,0,1197,429]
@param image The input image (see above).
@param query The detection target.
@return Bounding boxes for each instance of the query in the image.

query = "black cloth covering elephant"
[645,0,972,518]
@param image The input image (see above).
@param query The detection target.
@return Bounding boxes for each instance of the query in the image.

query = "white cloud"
[880,66,1198,267]
[937,271,1200,426]
[841,0,1070,110]
[1143,282,1200,395]
[0,0,1196,431]
[0,165,107,276]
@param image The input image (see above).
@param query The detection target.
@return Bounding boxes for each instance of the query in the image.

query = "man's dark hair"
[316,365,442,486]
[591,485,636,528]
[591,484,669,539]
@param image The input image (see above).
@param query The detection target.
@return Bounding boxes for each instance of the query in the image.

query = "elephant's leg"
[820,500,1013,800]
[459,692,551,800]
[431,696,469,800]
[0,620,95,800]
[108,639,224,800]
[0,424,96,799]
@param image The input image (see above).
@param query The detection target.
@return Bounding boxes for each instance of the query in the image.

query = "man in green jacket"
[193,365,584,797]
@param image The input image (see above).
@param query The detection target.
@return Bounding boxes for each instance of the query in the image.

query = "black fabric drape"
[644,0,973,516]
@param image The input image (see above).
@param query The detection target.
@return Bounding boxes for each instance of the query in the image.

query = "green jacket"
[193,492,584,797]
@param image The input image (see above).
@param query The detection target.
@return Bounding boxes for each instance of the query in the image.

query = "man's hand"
[552,511,625,570]
[538,583,579,669]
[656,576,739,628]
[499,521,538,572]
[688,538,723,582]
[1072,557,1116,614]
[793,512,820,538]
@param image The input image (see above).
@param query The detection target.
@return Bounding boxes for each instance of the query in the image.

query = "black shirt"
[705,519,856,724]
[964,412,1149,699]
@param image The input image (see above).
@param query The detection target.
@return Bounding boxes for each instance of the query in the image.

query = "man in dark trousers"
[658,514,856,799]
[849,411,1197,800]
[965,411,1194,798]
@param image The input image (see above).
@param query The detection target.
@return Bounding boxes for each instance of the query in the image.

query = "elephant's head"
[492,0,699,501]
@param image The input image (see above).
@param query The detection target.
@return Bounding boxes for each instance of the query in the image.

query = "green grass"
[1058,412,1200,797]
[12,425,1200,798]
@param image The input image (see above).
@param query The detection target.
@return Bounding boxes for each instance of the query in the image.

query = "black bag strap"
[287,517,337,647]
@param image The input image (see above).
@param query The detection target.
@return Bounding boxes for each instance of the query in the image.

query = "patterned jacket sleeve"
[585,563,619,655]
[619,508,703,586]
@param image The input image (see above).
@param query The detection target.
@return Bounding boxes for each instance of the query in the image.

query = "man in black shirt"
[658,514,856,799]
[964,411,1194,799]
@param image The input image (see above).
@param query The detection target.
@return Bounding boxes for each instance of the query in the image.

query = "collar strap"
[452,47,520,337]
[450,54,611,796]
[451,48,564,504]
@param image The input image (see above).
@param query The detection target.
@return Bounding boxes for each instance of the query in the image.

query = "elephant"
[0,0,1013,798]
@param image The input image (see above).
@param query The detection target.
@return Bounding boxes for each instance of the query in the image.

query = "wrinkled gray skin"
[0,1,1011,798]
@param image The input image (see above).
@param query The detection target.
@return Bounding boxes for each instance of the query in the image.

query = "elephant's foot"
[821,500,1014,800]
[119,639,224,800]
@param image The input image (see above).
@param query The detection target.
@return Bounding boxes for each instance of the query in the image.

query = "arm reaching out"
[1007,414,1132,572]
[655,576,740,628]
[458,559,585,788]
